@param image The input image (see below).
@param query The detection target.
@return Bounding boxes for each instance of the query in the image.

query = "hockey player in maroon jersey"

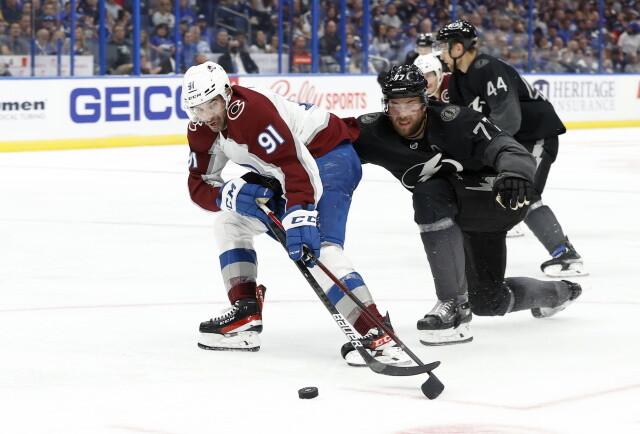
[182,61,410,366]
[413,53,451,102]
[434,20,586,277]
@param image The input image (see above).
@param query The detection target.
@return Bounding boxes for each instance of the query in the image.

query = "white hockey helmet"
[182,61,231,123]
[413,54,443,97]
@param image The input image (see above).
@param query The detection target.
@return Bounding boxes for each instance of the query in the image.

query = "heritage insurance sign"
[530,75,640,122]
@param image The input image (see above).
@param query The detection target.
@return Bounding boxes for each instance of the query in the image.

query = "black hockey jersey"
[353,101,535,191]
[447,54,566,143]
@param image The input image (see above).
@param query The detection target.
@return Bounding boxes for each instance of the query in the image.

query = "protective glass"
[387,101,425,116]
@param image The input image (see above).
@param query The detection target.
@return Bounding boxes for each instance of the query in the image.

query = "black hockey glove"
[493,172,533,210]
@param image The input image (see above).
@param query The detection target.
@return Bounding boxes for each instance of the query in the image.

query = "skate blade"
[419,323,473,346]
[543,263,589,277]
[198,342,260,352]
[344,352,368,367]
[198,331,260,351]
[532,298,578,318]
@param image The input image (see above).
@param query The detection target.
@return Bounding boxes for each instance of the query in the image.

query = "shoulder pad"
[440,105,461,121]
[359,112,382,124]
[474,58,490,69]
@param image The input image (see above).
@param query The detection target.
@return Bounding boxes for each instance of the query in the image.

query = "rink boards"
[1,73,639,152]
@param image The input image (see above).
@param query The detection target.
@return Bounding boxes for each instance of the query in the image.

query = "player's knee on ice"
[468,282,514,316]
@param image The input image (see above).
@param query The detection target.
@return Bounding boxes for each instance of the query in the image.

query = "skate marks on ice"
[1,128,639,433]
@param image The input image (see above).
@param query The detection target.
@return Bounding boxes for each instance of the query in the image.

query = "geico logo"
[69,86,189,123]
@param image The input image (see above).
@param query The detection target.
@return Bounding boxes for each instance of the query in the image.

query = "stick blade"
[421,373,445,399]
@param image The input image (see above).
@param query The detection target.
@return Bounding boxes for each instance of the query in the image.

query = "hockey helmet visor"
[382,65,428,114]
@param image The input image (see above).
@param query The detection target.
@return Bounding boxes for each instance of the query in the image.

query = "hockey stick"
[257,202,444,398]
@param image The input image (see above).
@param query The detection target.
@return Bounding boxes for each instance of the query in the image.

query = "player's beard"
[392,114,426,139]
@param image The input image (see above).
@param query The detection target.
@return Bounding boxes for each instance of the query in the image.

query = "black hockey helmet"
[416,33,434,47]
[381,65,427,114]
[435,19,477,50]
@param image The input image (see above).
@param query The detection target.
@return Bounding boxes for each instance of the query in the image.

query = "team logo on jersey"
[410,142,418,149]
[401,153,463,189]
[360,113,381,124]
[227,100,245,120]
[469,96,486,112]
[440,105,460,121]
[441,88,449,102]
[465,176,495,191]
[474,59,489,69]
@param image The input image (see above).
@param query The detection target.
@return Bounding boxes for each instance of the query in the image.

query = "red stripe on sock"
[353,303,385,335]
[228,281,257,303]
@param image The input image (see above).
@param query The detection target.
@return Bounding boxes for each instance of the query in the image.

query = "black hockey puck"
[298,386,319,399]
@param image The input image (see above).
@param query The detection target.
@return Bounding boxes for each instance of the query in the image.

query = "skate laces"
[211,304,239,321]
[433,300,454,318]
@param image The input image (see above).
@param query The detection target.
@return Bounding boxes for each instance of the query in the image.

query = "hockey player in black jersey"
[404,33,435,66]
[346,65,581,347]
[434,20,586,278]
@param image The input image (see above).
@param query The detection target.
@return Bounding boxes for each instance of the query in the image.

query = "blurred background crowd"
[1,0,639,76]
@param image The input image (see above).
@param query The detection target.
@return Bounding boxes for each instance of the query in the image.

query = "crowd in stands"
[1,0,639,75]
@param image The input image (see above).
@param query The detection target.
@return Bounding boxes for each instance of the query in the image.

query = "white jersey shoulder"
[247,87,330,146]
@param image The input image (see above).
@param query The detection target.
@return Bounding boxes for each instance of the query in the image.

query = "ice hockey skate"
[198,297,263,352]
[506,223,525,237]
[418,299,473,345]
[532,281,582,318]
[340,319,412,367]
[541,237,588,277]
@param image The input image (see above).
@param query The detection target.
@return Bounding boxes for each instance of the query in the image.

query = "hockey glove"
[493,172,533,211]
[240,172,283,196]
[282,204,320,266]
[216,177,274,223]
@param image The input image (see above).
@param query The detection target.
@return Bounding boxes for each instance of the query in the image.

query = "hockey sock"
[227,280,258,304]
[219,248,259,302]
[524,203,567,254]
[505,277,572,311]
[353,303,386,335]
[419,219,468,301]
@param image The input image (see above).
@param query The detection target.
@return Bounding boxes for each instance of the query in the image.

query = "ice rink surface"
[1,128,639,434]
